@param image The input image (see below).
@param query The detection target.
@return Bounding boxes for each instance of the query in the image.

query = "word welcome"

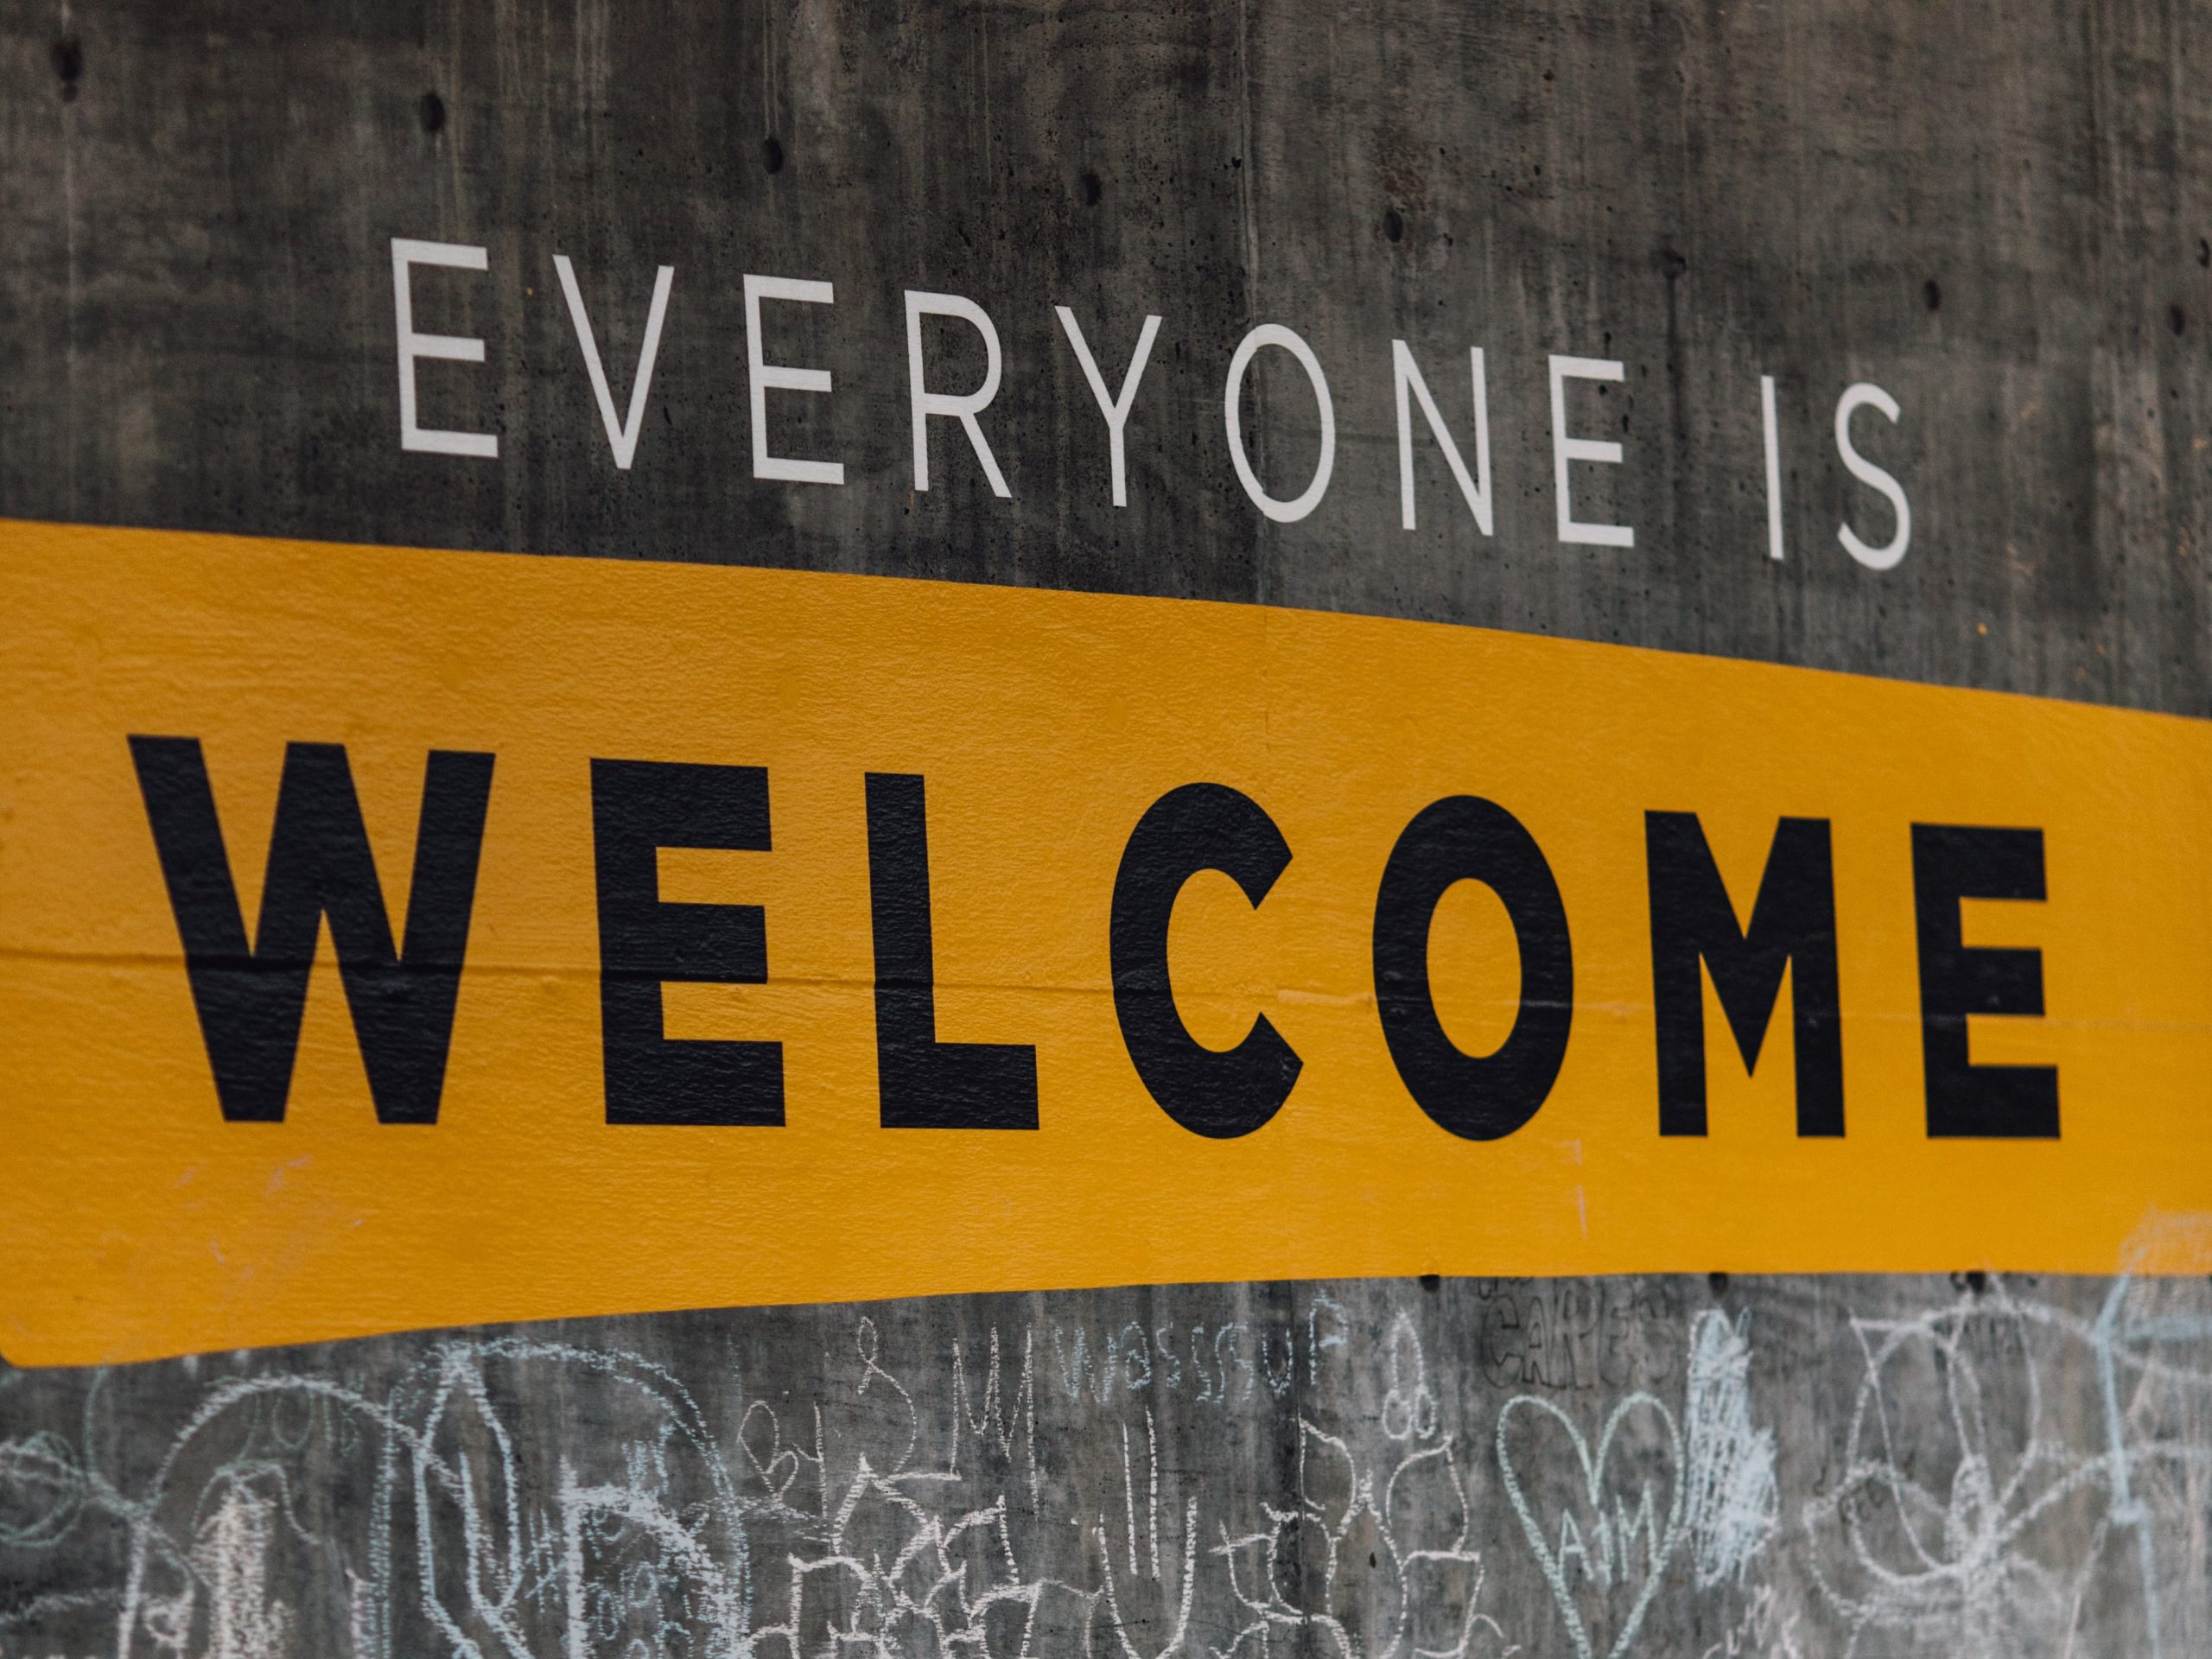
[129,738,2054,1141]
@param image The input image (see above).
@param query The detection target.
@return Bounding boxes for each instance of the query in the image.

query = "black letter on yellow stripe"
[865,772,1038,1128]
[592,759,783,1125]
[129,736,493,1125]
[1110,783,1301,1137]
[1645,813,1844,1137]
[1911,824,2058,1137]
[1372,796,1573,1140]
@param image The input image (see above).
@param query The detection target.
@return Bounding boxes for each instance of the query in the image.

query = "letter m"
[129,738,495,1123]
[1611,1483,1664,1581]
[1645,813,1843,1137]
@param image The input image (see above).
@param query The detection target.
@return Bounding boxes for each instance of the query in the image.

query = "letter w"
[1645,813,1843,1137]
[128,738,495,1123]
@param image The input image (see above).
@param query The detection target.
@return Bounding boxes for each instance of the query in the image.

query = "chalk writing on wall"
[1,1269,2206,1659]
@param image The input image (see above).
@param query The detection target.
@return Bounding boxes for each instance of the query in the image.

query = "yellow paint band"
[3,518,2207,1365]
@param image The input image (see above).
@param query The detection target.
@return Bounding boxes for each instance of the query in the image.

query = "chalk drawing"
[1799,1273,2212,1659]
[0,1275,2207,1659]
[1379,1317,1440,1445]
[1694,1582,1801,1659]
[1213,1423,1510,1659]
[1679,1312,1777,1589]
[1496,1392,1685,1659]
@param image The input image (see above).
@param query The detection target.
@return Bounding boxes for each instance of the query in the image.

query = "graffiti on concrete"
[1,1273,2207,1659]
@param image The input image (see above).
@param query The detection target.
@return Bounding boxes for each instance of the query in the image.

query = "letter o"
[1224,324,1336,523]
[1371,796,1574,1140]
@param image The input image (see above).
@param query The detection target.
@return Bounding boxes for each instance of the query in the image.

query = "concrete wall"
[4,0,2211,710]
[3,2,2210,1656]
[3,1277,2212,1657]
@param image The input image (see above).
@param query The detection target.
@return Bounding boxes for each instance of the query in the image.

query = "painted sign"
[2,518,2207,1364]
[392,237,1917,570]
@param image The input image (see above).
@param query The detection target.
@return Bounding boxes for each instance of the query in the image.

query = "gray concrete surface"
[3,1275,2210,1659]
[3,0,2209,711]
[3,3,2210,1657]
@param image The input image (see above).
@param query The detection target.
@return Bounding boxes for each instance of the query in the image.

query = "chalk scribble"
[0,1274,2203,1659]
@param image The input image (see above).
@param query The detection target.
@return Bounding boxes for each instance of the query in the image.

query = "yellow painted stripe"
[2,519,2207,1364]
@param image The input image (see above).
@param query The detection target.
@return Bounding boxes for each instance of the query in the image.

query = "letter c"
[1110,783,1301,1137]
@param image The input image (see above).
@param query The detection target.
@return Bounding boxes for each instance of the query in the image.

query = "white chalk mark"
[1147,1407,1160,1580]
[1681,1309,1777,1587]
[1,1277,2205,1659]
[1122,1420,1141,1580]
[1496,1391,1686,1659]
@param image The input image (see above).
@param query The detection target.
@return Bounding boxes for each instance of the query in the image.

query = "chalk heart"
[1495,1392,1685,1659]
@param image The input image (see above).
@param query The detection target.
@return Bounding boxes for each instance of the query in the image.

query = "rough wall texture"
[3,0,2210,709]
[3,1277,2212,1659]
[3,2,2209,1656]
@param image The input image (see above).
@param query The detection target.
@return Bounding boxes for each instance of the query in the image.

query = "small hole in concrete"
[763,136,785,175]
[1951,1269,1988,1296]
[1707,1271,1730,1297]
[1923,278,1942,311]
[1383,207,1403,243]
[52,35,81,100]
[1080,170,1102,206]
[2198,237,2209,268]
[2172,304,2187,335]
[419,91,445,134]
[1418,1272,1440,1293]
